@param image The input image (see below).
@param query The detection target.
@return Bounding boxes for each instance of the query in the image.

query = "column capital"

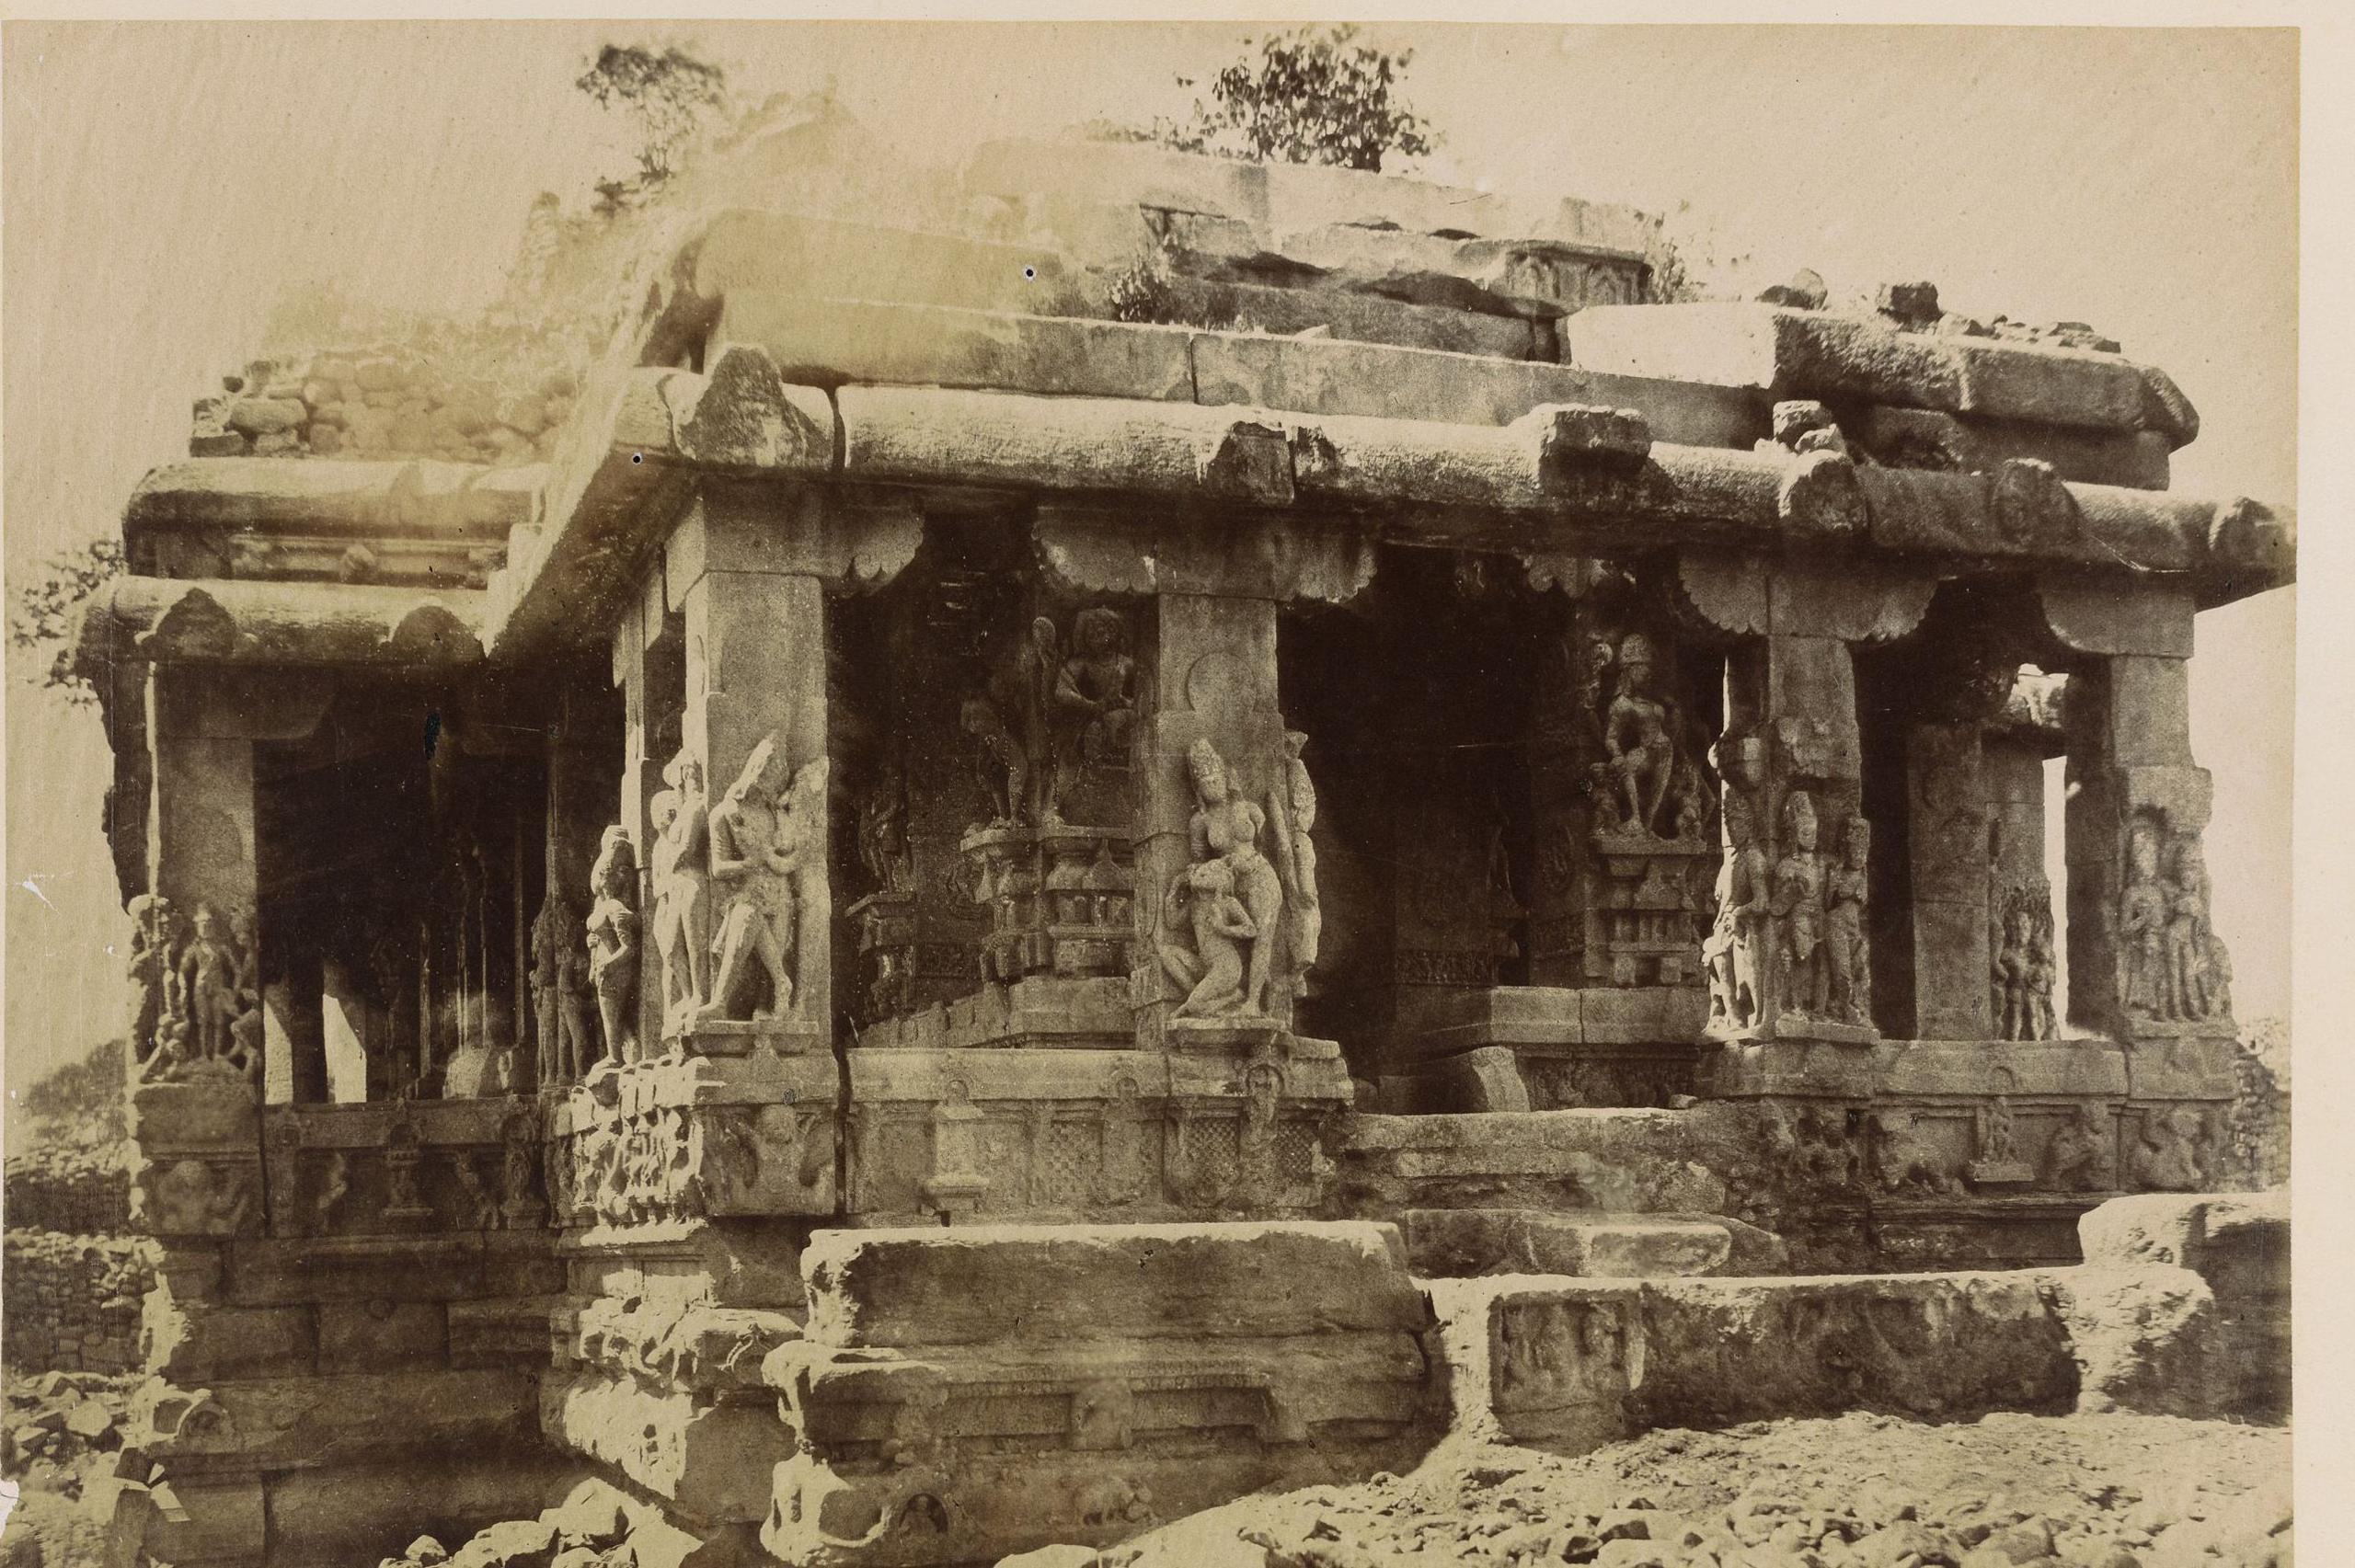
[1032,503,1375,604]
[2037,576,2194,658]
[1675,553,1936,643]
[662,483,922,604]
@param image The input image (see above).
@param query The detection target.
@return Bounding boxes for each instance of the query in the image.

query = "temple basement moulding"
[65,131,2292,1568]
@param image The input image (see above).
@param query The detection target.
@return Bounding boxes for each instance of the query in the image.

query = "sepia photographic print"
[0,15,2325,1568]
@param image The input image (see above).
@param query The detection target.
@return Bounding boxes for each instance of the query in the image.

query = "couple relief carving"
[545,732,826,1070]
[1157,735,1320,1021]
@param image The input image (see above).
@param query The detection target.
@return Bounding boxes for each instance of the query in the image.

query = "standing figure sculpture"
[1771,792,1830,1021]
[2118,821,2172,1020]
[1823,817,1871,1025]
[1166,738,1286,1018]
[530,889,594,1083]
[1600,634,1676,835]
[178,904,242,1064]
[650,750,714,1035]
[585,827,639,1067]
[856,762,914,895]
[2023,903,2058,1040]
[959,697,1027,827]
[1269,729,1321,987]
[1704,742,1771,1031]
[125,894,176,1064]
[700,736,828,1024]
[2165,833,2219,1022]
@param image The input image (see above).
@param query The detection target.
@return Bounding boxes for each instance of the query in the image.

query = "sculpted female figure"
[1771,792,1829,1020]
[650,750,713,1033]
[1704,748,1770,1030]
[585,828,639,1066]
[700,736,825,1024]
[1182,738,1285,1017]
[2165,834,2216,1021]
[2117,822,2171,1019]
[1822,817,1871,1025]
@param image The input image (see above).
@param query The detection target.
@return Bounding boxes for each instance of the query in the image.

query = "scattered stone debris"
[0,1370,137,1568]
[1075,1412,2291,1568]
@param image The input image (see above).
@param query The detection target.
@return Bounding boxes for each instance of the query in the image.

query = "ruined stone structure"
[70,135,2291,1567]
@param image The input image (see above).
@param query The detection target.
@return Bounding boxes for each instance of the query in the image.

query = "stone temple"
[71,124,2292,1568]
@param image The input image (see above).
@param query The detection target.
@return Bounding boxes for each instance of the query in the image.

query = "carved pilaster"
[1036,506,1367,1050]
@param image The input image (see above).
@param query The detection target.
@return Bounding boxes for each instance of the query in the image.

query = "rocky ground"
[1016,1413,2291,1568]
[0,1369,139,1567]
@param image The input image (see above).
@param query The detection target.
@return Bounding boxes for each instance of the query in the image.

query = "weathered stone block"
[145,1299,316,1382]
[543,1371,790,1522]
[688,209,1070,317]
[224,1234,486,1305]
[264,1451,581,1568]
[134,1366,536,1471]
[1852,405,2171,489]
[1567,304,2186,441]
[1190,329,1757,447]
[316,1299,446,1370]
[802,1220,1428,1349]
[716,293,1194,403]
[132,1473,269,1565]
[1402,1208,1749,1279]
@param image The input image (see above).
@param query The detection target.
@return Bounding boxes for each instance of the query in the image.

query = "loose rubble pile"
[1062,1413,2289,1568]
[0,1369,140,1568]
[367,1479,706,1568]
[1752,271,2124,353]
[190,349,583,465]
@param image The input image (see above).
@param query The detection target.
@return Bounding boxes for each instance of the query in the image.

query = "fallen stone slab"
[801,1219,1430,1349]
[1402,1207,1779,1279]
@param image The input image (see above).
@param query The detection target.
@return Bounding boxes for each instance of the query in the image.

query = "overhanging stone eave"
[72,574,490,682]
[126,457,541,541]
[480,351,2293,664]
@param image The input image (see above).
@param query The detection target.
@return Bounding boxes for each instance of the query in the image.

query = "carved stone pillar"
[1680,555,1933,1093]
[1983,672,2063,1044]
[1905,722,1990,1040]
[1031,506,1374,1052]
[536,684,613,1089]
[2045,581,2233,1161]
[653,485,916,1053]
[131,667,327,1237]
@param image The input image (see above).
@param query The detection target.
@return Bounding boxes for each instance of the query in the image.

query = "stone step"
[1402,1207,1786,1280]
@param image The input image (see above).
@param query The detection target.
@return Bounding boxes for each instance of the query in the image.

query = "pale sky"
[1,23,2297,1124]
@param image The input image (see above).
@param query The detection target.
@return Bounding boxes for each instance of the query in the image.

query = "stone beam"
[1565,302,2200,446]
[125,457,534,551]
[488,351,2292,663]
[74,576,488,676]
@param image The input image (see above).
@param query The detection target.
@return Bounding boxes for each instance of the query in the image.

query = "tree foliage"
[576,42,732,212]
[20,1037,128,1148]
[11,536,123,703]
[1157,26,1435,174]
